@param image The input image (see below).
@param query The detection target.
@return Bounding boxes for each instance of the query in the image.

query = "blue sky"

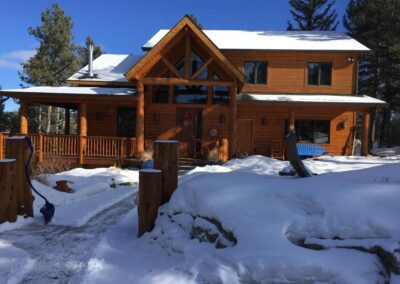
[0,0,349,111]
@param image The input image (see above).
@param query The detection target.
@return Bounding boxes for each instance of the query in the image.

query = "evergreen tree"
[18,3,79,134]
[76,36,103,68]
[188,14,204,29]
[287,0,339,31]
[344,0,400,146]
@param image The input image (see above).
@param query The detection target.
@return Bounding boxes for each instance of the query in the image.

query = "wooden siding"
[223,51,359,95]
[237,102,357,156]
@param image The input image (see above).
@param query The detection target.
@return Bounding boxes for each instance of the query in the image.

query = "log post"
[229,83,237,159]
[288,110,295,131]
[79,103,87,165]
[20,100,28,135]
[38,134,43,163]
[136,80,145,156]
[153,140,179,204]
[5,137,34,217]
[219,138,229,162]
[138,169,162,237]
[0,159,17,223]
[361,111,370,156]
[65,108,70,135]
[0,132,3,160]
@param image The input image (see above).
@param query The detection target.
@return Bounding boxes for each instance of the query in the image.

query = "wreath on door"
[181,111,192,127]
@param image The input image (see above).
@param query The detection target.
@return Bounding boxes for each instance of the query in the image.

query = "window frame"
[244,60,268,85]
[307,62,333,86]
[285,119,331,144]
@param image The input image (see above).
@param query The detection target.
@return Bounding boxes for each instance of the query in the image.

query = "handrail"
[0,134,136,165]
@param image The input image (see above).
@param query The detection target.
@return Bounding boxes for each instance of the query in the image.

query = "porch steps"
[178,158,209,172]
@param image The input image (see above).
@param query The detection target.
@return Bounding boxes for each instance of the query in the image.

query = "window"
[152,85,169,103]
[173,85,208,104]
[244,61,267,84]
[174,51,208,79]
[307,62,332,85]
[212,74,229,104]
[285,120,330,143]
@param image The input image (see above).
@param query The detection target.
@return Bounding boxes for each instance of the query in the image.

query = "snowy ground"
[1,155,400,283]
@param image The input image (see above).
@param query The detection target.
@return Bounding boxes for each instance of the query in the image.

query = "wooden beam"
[229,83,237,159]
[288,110,295,131]
[79,102,87,165]
[361,111,370,156]
[20,100,28,135]
[161,57,183,79]
[65,108,70,135]
[184,32,191,79]
[191,57,213,80]
[142,77,234,86]
[136,80,145,155]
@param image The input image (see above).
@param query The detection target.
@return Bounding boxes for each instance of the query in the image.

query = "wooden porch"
[0,132,137,167]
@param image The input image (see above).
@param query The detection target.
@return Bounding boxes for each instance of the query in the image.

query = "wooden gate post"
[138,169,162,237]
[0,132,3,160]
[5,137,34,217]
[0,159,17,223]
[153,140,179,204]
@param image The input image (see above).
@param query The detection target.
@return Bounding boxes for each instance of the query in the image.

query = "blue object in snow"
[296,143,326,158]
[143,160,154,169]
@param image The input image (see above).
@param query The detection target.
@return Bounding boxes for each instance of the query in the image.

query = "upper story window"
[174,51,208,80]
[173,85,208,104]
[307,62,332,86]
[152,85,169,103]
[212,74,229,105]
[244,61,268,84]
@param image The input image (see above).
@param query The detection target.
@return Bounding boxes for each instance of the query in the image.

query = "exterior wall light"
[219,113,225,124]
[154,112,160,122]
[347,57,355,62]
[261,118,267,125]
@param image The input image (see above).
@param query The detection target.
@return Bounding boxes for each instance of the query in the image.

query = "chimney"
[88,45,94,77]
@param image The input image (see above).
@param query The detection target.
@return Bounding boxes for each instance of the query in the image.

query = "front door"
[177,108,202,158]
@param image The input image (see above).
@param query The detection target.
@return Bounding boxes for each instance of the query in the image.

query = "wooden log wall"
[223,50,359,95]
[237,103,357,156]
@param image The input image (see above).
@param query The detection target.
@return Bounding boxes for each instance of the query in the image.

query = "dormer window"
[244,61,268,84]
[307,62,332,86]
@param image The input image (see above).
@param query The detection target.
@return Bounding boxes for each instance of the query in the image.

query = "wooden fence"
[0,133,137,165]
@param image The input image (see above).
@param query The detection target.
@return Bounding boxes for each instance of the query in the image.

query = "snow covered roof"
[67,54,141,83]
[0,86,136,96]
[238,93,386,105]
[143,30,370,52]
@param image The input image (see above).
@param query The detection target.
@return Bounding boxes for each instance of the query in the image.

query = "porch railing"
[0,133,137,165]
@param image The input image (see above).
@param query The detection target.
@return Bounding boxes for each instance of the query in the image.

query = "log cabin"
[0,15,386,166]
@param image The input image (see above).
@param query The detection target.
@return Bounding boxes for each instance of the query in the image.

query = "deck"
[0,133,137,167]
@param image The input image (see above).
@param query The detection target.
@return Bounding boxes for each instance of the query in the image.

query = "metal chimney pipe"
[88,45,94,77]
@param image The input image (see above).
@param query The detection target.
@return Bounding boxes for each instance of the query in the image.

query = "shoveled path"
[0,193,137,284]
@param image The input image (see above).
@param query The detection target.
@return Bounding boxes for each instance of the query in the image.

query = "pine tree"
[344,0,400,146]
[287,0,339,31]
[188,14,204,30]
[19,3,79,134]
[0,86,9,131]
[76,36,103,68]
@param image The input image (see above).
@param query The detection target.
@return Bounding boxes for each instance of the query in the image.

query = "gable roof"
[67,54,141,84]
[125,15,244,84]
[143,30,370,52]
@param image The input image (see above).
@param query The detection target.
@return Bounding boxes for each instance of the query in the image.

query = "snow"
[67,54,141,83]
[0,86,136,96]
[2,156,400,283]
[0,240,35,284]
[143,29,370,51]
[238,93,386,105]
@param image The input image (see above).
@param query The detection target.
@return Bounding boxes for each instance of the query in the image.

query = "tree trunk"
[38,105,41,133]
[46,106,52,134]
[369,108,376,148]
